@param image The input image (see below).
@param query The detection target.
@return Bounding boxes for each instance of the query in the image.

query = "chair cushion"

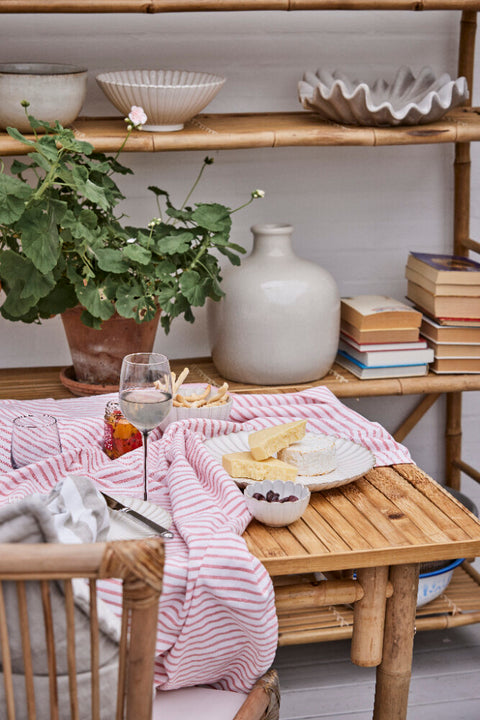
[153,686,247,720]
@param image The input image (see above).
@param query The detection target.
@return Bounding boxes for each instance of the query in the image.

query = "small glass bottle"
[103,400,142,459]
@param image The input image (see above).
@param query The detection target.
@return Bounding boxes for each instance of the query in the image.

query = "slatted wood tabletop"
[1,110,480,156]
[244,463,480,576]
[3,361,480,401]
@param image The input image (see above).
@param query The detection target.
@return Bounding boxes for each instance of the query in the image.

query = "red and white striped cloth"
[0,386,412,692]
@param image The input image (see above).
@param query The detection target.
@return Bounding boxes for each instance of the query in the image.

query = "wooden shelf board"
[2,0,480,12]
[3,361,480,401]
[1,109,479,156]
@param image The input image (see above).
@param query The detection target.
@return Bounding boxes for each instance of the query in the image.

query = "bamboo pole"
[393,393,441,443]
[453,457,480,483]
[3,0,480,11]
[351,566,389,667]
[446,391,462,490]
[275,578,364,611]
[373,564,419,720]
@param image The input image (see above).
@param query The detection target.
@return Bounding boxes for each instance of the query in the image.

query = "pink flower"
[128,106,147,127]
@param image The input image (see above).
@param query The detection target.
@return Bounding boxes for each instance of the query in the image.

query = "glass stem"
[142,430,149,501]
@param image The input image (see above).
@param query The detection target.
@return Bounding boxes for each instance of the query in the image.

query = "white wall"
[1,9,480,498]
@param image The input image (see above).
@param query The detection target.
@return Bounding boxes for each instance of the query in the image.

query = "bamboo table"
[244,463,480,720]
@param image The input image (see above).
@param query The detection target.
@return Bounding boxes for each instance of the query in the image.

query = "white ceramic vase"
[207,223,340,385]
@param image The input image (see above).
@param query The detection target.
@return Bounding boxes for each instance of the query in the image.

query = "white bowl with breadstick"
[158,367,232,430]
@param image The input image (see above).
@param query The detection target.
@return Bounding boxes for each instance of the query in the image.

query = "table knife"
[101,492,174,539]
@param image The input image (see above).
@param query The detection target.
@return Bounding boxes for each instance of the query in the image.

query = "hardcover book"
[425,340,480,358]
[407,252,480,285]
[336,351,429,380]
[405,266,480,297]
[431,357,480,374]
[420,316,480,344]
[407,281,480,319]
[339,332,427,352]
[341,295,422,330]
[341,321,420,344]
[338,339,434,367]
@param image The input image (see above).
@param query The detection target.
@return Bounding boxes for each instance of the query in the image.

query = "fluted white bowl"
[244,480,310,527]
[96,69,226,131]
[298,66,468,127]
[0,62,87,132]
[159,383,232,431]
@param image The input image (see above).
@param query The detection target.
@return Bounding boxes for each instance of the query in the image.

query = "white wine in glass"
[119,353,173,500]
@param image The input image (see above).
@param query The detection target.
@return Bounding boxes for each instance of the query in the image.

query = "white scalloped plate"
[205,431,375,491]
[107,495,172,541]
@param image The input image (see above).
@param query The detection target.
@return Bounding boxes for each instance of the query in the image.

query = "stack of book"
[336,295,432,379]
[405,252,480,373]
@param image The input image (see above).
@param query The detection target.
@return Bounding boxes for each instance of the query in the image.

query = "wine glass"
[119,353,173,501]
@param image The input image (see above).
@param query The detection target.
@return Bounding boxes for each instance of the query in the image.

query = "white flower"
[128,106,148,128]
[252,189,265,199]
[126,237,136,244]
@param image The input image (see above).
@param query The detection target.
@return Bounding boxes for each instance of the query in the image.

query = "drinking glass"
[119,353,173,501]
[11,414,62,469]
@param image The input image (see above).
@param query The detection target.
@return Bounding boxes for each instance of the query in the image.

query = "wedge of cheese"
[248,420,307,461]
[222,451,298,482]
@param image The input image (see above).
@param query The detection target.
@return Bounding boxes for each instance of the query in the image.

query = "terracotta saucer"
[59,366,119,397]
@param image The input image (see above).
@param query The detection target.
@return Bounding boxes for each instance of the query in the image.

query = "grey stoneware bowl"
[0,63,88,132]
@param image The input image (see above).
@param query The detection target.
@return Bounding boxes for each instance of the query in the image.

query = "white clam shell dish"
[298,66,468,127]
[96,69,226,132]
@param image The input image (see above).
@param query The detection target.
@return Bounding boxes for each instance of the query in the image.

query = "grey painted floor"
[273,623,480,720]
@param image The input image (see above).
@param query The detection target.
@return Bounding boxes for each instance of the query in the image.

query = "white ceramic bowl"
[0,62,87,132]
[244,480,310,527]
[417,557,463,608]
[159,383,232,430]
[298,66,468,127]
[96,69,226,132]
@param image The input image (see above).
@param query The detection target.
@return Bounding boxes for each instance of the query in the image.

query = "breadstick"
[173,367,190,395]
[207,383,229,404]
[184,384,211,403]
[175,393,194,407]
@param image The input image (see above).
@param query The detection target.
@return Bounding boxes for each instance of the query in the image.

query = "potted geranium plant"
[0,104,264,389]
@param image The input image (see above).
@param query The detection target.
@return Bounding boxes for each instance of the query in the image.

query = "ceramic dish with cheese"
[204,419,375,491]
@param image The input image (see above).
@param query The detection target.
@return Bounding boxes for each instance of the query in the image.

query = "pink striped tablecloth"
[0,385,412,692]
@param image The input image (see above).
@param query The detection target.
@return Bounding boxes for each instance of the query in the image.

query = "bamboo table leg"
[351,566,389,667]
[372,564,419,720]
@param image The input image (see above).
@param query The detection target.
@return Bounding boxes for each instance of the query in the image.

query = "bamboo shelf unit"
[3,0,480,647]
[3,110,480,155]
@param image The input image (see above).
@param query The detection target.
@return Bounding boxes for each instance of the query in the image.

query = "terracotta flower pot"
[60,306,161,388]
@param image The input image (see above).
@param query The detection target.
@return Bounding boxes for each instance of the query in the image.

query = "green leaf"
[75,281,115,321]
[216,246,242,265]
[37,279,77,316]
[123,243,152,265]
[191,203,231,233]
[158,231,194,255]
[96,248,129,273]
[180,270,206,306]
[19,264,54,300]
[0,175,32,223]
[6,127,35,147]
[10,159,31,175]
[20,205,61,274]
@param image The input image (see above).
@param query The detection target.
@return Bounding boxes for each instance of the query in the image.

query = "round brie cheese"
[278,434,336,476]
